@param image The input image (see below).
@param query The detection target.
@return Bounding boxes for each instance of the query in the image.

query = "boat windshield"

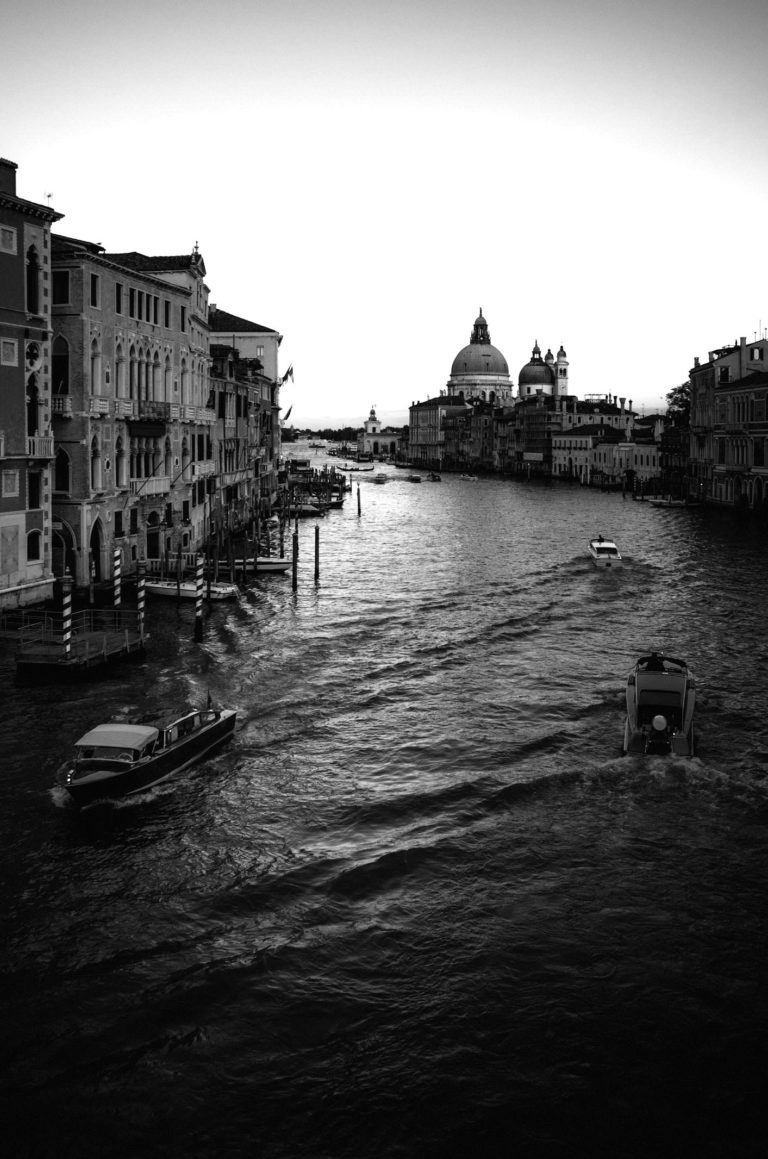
[76,744,141,761]
[596,545,619,555]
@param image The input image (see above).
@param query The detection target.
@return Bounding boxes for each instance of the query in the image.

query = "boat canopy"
[75,723,159,752]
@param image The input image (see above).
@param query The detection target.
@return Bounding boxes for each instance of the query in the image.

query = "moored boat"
[588,536,623,567]
[62,704,238,806]
[623,652,696,756]
[145,578,239,600]
[427,472,442,481]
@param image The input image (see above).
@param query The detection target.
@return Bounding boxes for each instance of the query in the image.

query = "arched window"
[164,355,172,399]
[27,530,42,562]
[26,373,40,436]
[180,357,189,399]
[129,345,138,399]
[91,436,103,491]
[115,436,128,487]
[115,343,126,398]
[53,336,69,395]
[90,338,102,395]
[55,447,71,493]
[152,351,161,400]
[181,437,191,482]
[26,246,40,314]
[164,437,172,478]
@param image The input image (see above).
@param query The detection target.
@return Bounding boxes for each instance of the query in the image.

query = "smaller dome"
[519,340,555,387]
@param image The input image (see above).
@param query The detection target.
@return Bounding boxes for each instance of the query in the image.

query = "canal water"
[2,456,768,1159]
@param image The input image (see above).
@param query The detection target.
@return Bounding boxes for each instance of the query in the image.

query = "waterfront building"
[50,238,215,586]
[0,159,63,609]
[409,395,469,468]
[208,306,283,508]
[209,344,264,532]
[357,406,403,458]
[689,335,768,507]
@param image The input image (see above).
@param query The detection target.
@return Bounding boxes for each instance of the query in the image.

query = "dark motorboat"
[623,653,695,756]
[62,705,237,806]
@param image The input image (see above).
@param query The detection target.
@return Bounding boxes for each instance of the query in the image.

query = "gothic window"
[115,436,128,487]
[164,354,172,398]
[55,447,71,493]
[90,338,102,394]
[129,345,137,399]
[91,436,103,490]
[53,336,69,395]
[26,246,40,314]
[26,373,40,437]
[115,343,126,397]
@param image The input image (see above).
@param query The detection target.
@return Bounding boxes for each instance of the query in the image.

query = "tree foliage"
[665,380,691,425]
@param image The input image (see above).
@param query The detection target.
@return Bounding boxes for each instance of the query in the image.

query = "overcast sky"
[4,0,768,426]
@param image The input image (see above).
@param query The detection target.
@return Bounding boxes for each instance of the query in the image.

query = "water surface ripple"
[2,465,768,1158]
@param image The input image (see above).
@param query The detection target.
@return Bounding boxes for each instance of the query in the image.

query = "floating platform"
[15,608,145,684]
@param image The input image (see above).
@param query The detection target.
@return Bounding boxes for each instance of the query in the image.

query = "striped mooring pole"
[194,553,204,642]
[113,546,122,608]
[137,560,146,640]
[62,570,74,659]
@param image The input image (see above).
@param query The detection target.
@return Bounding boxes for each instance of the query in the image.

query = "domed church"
[518,341,569,399]
[446,309,515,405]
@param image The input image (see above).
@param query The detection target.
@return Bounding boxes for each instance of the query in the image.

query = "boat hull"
[145,581,238,600]
[63,710,237,806]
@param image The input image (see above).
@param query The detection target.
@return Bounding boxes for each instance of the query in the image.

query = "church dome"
[450,308,509,377]
[519,340,555,388]
[451,343,509,377]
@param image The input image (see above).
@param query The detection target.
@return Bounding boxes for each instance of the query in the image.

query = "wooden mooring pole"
[292,529,299,592]
[194,554,204,642]
[314,523,320,586]
[113,546,122,608]
[137,561,146,641]
[357,483,361,516]
[62,570,74,659]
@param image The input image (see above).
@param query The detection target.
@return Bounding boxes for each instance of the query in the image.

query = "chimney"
[0,157,18,196]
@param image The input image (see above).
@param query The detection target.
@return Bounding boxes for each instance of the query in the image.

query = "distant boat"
[427,472,442,482]
[588,536,623,568]
[459,474,478,481]
[374,473,387,484]
[145,578,239,600]
[406,474,422,483]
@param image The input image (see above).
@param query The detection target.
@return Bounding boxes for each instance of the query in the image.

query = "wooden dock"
[15,608,145,683]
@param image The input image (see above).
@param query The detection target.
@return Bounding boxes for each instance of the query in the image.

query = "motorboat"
[459,474,478,481]
[623,653,696,756]
[62,704,237,806]
[145,578,239,600]
[374,473,387,484]
[588,536,623,567]
[427,472,442,482]
[406,474,422,483]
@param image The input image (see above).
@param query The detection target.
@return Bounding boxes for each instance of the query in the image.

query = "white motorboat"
[374,473,387,484]
[145,578,239,600]
[588,536,623,567]
[623,652,696,756]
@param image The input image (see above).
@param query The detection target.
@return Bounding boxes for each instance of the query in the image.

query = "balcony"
[89,396,110,416]
[138,400,171,422]
[114,399,136,418]
[193,460,216,478]
[130,475,171,496]
[27,435,55,459]
[52,396,73,418]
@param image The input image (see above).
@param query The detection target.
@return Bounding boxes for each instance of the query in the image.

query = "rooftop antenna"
[45,192,53,205]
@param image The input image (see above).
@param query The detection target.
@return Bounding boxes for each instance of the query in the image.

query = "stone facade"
[0,158,63,609]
